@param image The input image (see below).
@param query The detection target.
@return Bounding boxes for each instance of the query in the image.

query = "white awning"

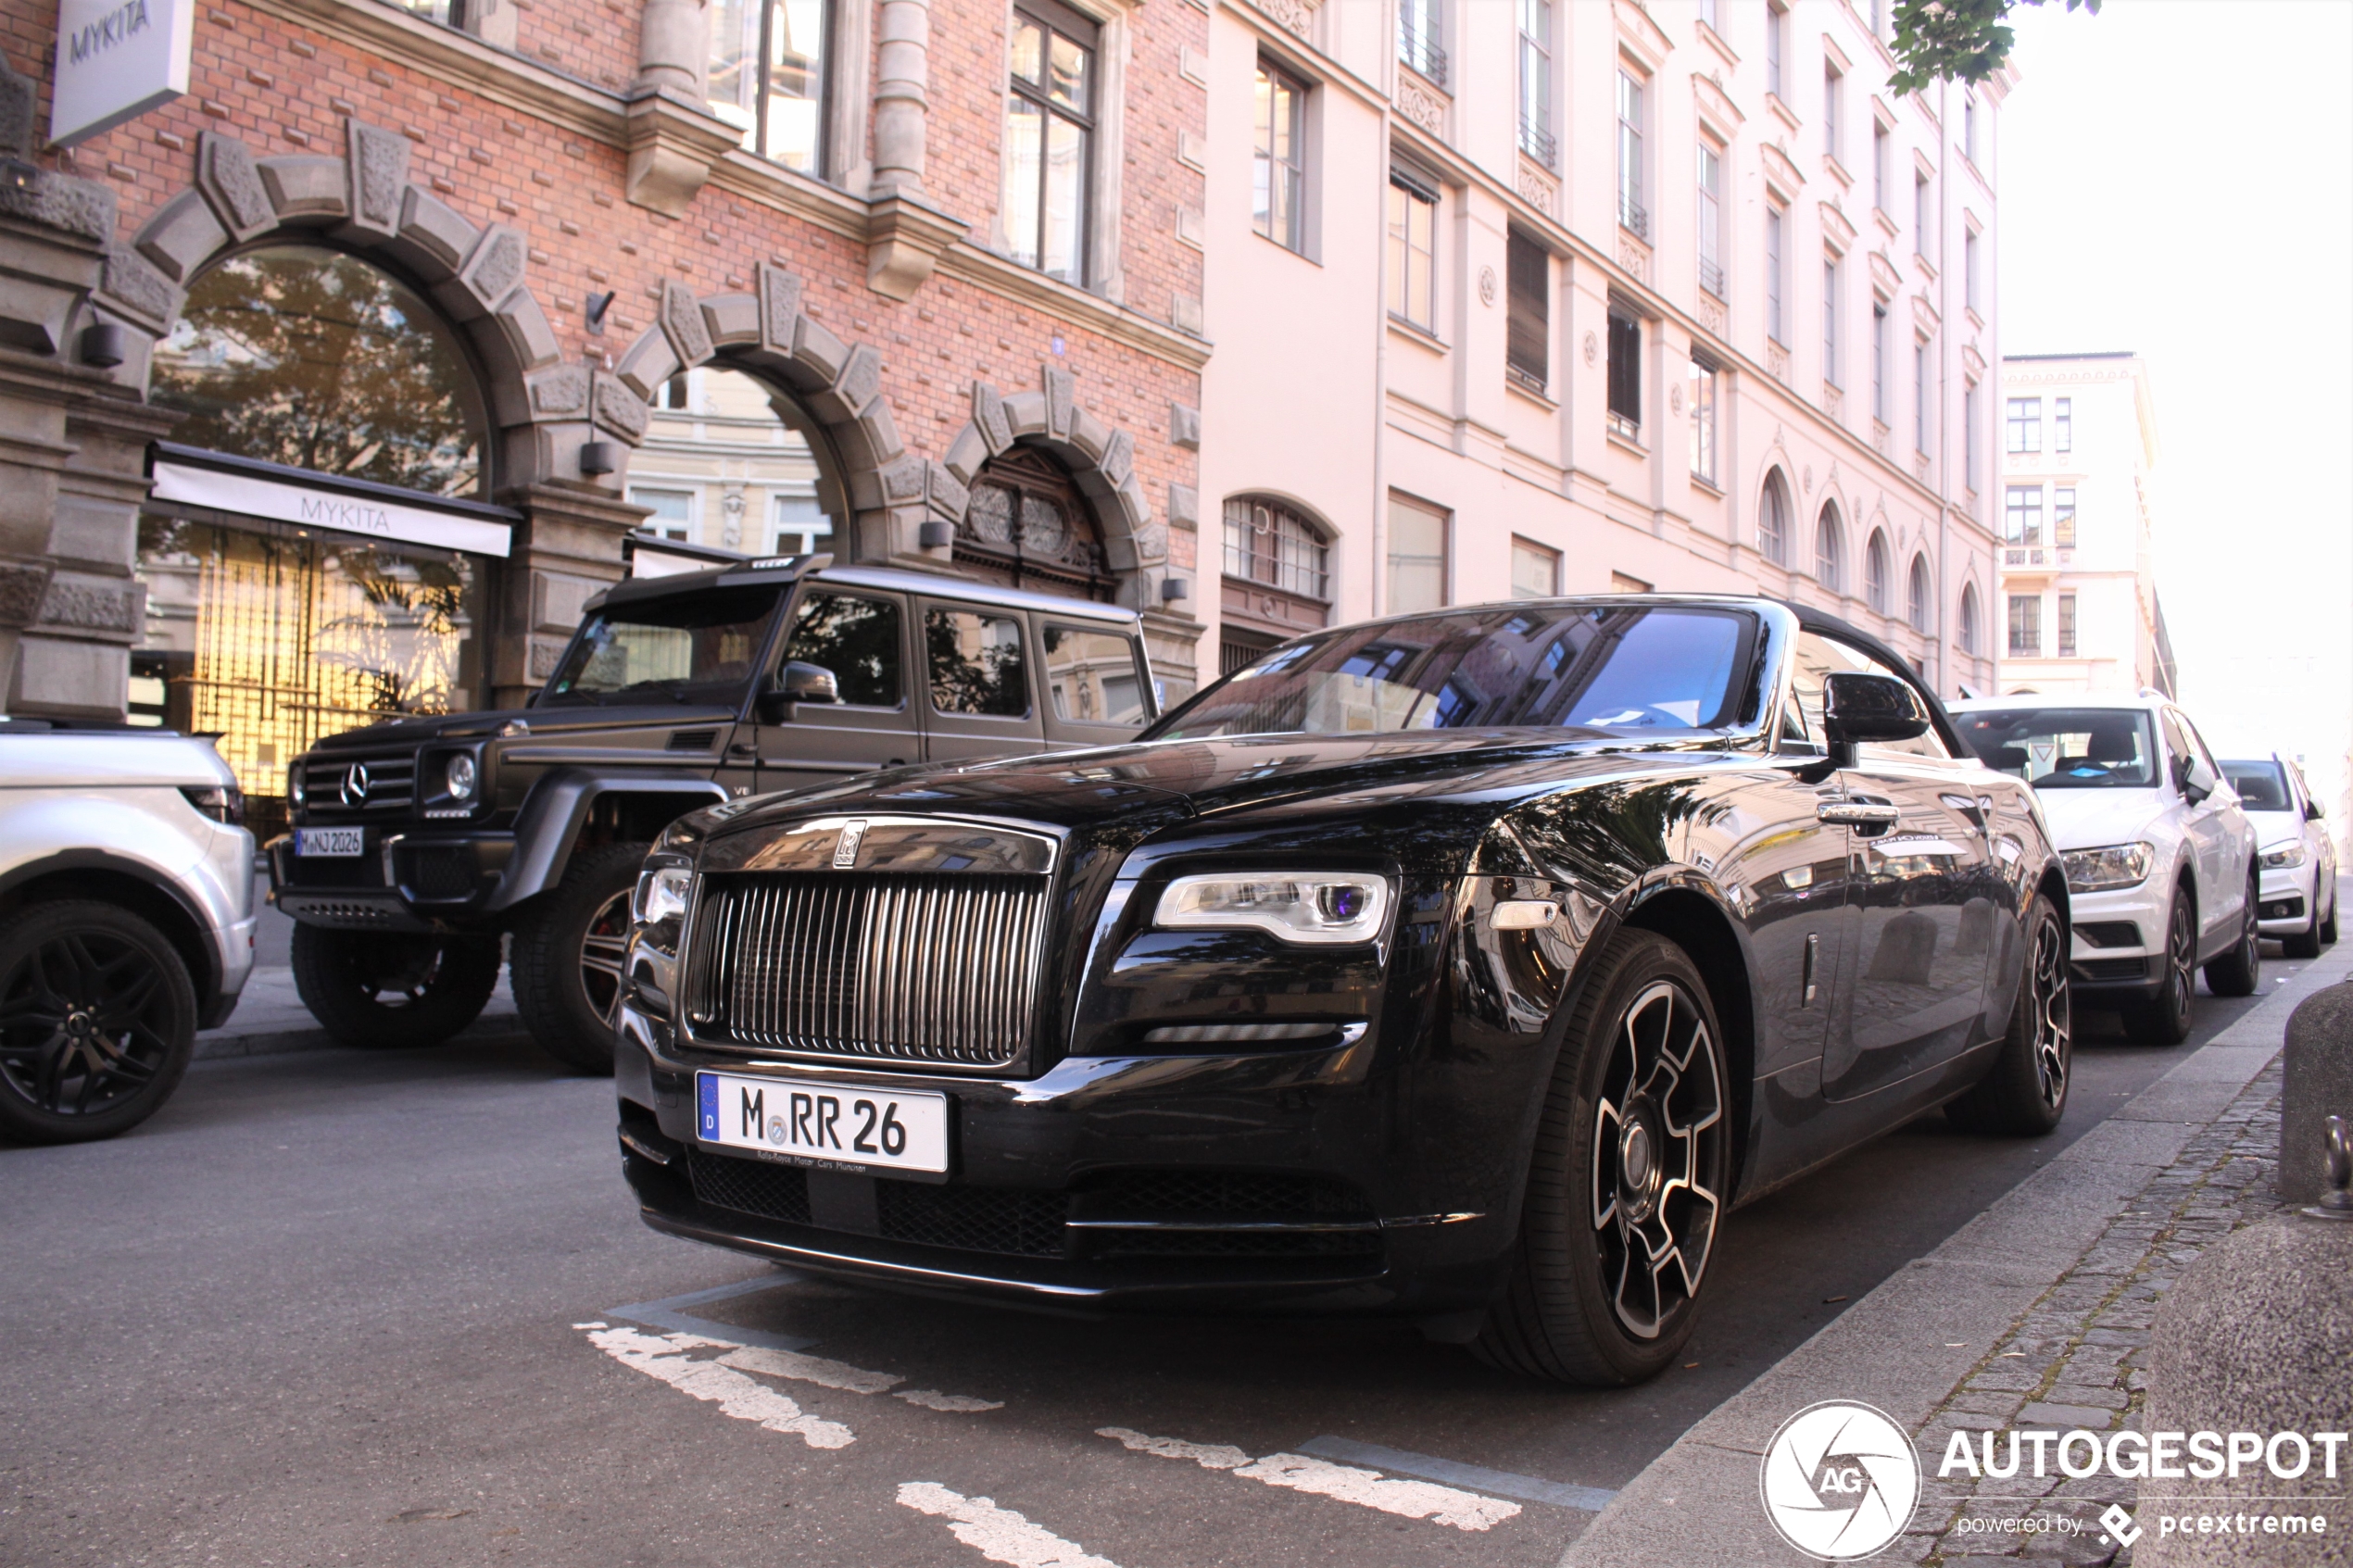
[150,460,514,558]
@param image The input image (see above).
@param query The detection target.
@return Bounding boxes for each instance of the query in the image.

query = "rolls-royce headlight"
[635,865,696,925]
[1153,872,1391,945]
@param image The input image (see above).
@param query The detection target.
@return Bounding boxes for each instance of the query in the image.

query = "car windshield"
[540,585,782,706]
[1149,604,1754,741]
[1957,708,2160,789]
[2221,759,2292,810]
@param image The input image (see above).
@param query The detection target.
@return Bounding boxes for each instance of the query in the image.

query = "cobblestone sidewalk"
[1902,1060,2289,1566]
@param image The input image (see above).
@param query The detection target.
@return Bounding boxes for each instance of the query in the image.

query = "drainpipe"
[1932,77,1952,697]
[1369,78,1392,621]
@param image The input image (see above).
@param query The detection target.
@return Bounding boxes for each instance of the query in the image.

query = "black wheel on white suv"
[2203,868,2261,997]
[2121,888,2196,1046]
[0,901,198,1144]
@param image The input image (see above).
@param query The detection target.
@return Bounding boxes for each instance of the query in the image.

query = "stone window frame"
[988,0,1137,305]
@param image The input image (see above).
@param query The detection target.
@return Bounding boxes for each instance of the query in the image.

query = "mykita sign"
[47,0,193,148]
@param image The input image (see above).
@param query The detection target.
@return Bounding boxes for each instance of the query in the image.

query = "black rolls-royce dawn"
[613,595,2071,1385]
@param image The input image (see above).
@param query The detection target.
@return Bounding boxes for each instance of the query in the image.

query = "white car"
[2219,752,2339,959]
[1950,694,2259,1044]
[0,721,257,1142]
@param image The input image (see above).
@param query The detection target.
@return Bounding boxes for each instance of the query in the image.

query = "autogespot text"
[1937,1428,2351,1483]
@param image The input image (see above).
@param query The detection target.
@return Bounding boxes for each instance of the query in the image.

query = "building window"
[2004,485,2043,545]
[1399,0,1446,86]
[1610,571,1654,593]
[1606,307,1642,441]
[1758,470,1792,566]
[1387,493,1449,613]
[1822,257,1841,390]
[1002,2,1097,286]
[1823,62,1842,165]
[1865,529,1892,613]
[1506,231,1549,395]
[1872,120,1888,211]
[1765,1,1785,99]
[773,493,830,555]
[2006,397,2040,452]
[1816,504,1843,591]
[632,487,694,541]
[1965,228,1982,314]
[1511,536,1561,599]
[709,0,832,175]
[1914,340,1931,455]
[2053,486,2077,546]
[1517,0,1554,166]
[959,447,1115,599]
[1965,382,1980,492]
[1959,583,1981,655]
[2054,395,2072,452]
[1907,554,1931,632]
[1696,141,1725,298]
[1963,94,1978,162]
[2007,593,2040,656]
[2057,593,2078,657]
[1914,170,1931,257]
[1387,170,1439,331]
[1252,62,1307,254]
[1616,70,1647,238]
[653,372,691,411]
[1872,303,1888,423]
[1223,495,1331,602]
[1766,207,1785,345]
[1689,358,1718,484]
[1695,0,1717,30]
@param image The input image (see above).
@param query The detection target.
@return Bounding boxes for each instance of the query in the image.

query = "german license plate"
[296,827,364,858]
[696,1071,950,1175]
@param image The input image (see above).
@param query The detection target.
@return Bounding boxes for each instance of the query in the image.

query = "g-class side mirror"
[755,660,840,722]
[1820,671,1931,768]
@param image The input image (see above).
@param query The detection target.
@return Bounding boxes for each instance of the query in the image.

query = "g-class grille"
[299,753,416,814]
[684,873,1052,1068]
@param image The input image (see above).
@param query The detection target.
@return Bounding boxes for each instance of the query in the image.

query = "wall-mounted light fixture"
[585,291,615,336]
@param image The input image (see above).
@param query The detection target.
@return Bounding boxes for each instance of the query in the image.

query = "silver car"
[2220,753,2340,958]
[0,721,256,1143]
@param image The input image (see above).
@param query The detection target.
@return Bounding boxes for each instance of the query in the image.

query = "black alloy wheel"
[1475,930,1729,1386]
[510,840,649,1074]
[0,902,197,1145]
[2122,888,2196,1046]
[2203,869,2262,997]
[1947,893,2071,1135]
[289,924,504,1049]
[2322,883,2339,946]
[2284,879,2324,960]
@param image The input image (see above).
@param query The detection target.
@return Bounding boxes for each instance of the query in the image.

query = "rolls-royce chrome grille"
[683,818,1060,1069]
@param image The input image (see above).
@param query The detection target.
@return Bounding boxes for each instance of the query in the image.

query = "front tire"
[2322,884,2339,946]
[510,841,648,1074]
[290,924,502,1048]
[0,902,197,1145]
[1473,931,1730,1386]
[1946,894,2070,1135]
[2203,869,2261,997]
[2121,889,2196,1046]
[2284,881,2323,960]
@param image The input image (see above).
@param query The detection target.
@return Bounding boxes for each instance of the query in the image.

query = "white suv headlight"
[1154,872,1391,945]
[2261,843,2309,870]
[2063,842,2155,893]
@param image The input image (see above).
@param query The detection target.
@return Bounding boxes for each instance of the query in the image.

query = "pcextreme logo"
[1759,1400,1922,1561]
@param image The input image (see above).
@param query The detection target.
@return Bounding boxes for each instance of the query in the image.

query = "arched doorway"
[135,244,510,838]
[625,362,847,557]
[954,445,1115,601]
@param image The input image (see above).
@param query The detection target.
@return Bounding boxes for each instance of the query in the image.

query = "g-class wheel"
[0,902,198,1145]
[510,841,648,1074]
[1473,930,1729,1386]
[289,924,503,1049]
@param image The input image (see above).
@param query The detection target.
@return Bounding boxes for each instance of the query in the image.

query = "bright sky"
[1997,0,2353,828]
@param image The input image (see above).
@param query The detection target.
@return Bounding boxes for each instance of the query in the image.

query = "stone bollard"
[2133,1120,2353,1566]
[2280,981,2353,1205]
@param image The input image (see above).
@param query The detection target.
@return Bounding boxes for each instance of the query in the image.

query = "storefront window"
[151,245,488,498]
[132,521,484,839]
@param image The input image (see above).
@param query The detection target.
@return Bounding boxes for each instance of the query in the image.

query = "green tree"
[1887,0,2101,95]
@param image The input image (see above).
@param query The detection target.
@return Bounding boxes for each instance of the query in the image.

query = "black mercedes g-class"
[267,554,1158,1069]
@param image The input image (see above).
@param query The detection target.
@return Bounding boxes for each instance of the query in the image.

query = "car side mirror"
[1820,671,1930,768]
[2308,799,2326,822]
[2177,755,2215,804]
[756,660,839,721]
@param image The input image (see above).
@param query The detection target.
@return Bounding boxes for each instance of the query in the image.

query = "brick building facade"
[0,0,1208,815]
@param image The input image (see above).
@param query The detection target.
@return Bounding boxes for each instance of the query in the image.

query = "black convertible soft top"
[1775,598,1971,758]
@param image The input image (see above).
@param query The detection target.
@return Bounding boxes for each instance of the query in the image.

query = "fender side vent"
[667,729,721,752]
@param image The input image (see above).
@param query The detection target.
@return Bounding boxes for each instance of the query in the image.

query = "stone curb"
[1557,946,2353,1568]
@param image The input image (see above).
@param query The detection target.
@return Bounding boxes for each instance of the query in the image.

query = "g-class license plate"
[696,1071,950,1175]
[296,827,365,858]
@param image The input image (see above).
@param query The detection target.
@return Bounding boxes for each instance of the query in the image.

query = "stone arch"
[1755,464,1794,568]
[116,122,580,490]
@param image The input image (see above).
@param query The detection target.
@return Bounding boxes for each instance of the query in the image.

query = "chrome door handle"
[1818,802,1901,828]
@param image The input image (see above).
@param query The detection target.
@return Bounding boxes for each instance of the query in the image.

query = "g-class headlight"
[2063,842,2155,893]
[443,752,478,801]
[1153,872,1391,945]
[2261,843,2309,870]
[288,760,307,808]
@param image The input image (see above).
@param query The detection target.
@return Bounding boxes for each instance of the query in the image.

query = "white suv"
[1950,694,2260,1044]
[2219,752,2339,959]
[0,721,257,1142]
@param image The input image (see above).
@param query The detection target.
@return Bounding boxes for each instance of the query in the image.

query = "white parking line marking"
[719,1344,1004,1411]
[898,1389,1006,1411]
[897,1482,1122,1568]
[1096,1426,1522,1532]
[585,1325,854,1449]
[1294,1436,1617,1512]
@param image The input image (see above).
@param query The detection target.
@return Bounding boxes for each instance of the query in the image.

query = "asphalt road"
[2,905,2338,1568]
